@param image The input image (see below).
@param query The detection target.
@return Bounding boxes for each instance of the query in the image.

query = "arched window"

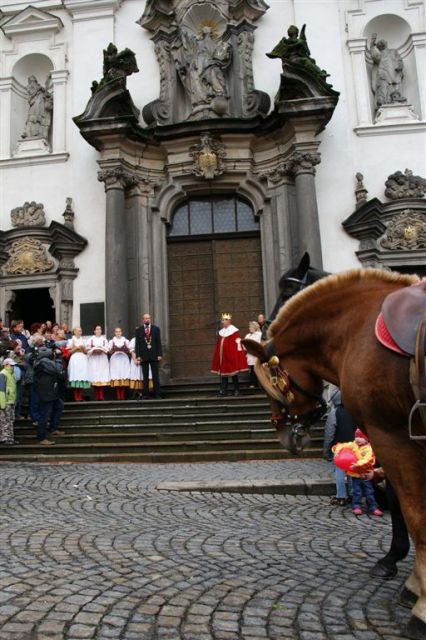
[168,196,259,237]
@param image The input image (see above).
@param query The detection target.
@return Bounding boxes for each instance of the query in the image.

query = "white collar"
[219,324,238,337]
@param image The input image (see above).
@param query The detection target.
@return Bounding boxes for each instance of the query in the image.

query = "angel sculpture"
[267,24,329,80]
[173,26,231,112]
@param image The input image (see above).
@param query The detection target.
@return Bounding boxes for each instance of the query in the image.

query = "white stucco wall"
[0,0,425,325]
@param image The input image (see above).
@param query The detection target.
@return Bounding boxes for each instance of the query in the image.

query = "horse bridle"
[265,341,327,432]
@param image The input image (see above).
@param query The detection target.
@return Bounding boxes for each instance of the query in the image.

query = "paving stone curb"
[156,478,335,495]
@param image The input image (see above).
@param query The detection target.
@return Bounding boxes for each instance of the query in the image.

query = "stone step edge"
[156,478,335,496]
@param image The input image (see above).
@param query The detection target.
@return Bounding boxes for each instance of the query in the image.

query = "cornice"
[62,0,121,22]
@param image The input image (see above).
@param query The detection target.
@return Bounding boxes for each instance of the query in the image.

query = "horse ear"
[298,252,310,273]
[242,339,268,363]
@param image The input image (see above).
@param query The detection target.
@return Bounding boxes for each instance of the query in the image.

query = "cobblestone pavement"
[0,460,414,640]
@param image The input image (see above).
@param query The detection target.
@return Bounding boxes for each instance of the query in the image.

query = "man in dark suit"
[135,313,162,399]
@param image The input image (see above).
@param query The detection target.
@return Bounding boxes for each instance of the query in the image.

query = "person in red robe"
[211,313,248,396]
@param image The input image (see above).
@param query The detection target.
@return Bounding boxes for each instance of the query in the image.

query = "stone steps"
[1,383,326,463]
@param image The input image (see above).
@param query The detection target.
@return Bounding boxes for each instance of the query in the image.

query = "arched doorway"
[167,195,265,379]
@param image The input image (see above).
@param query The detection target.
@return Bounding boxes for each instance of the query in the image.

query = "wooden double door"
[168,236,264,379]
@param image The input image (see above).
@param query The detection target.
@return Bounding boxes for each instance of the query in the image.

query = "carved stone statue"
[91,43,139,94]
[172,26,232,116]
[267,24,329,81]
[21,75,53,140]
[384,169,426,200]
[369,34,406,110]
[10,201,46,227]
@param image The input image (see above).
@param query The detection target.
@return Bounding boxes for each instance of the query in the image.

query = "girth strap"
[408,313,426,439]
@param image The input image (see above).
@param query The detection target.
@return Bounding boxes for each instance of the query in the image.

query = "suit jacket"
[135,324,162,362]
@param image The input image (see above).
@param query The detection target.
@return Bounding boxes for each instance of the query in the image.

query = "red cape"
[211,327,248,376]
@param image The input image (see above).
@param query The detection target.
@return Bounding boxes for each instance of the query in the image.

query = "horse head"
[242,337,327,455]
[263,253,330,339]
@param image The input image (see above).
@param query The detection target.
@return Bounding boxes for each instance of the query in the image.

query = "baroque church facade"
[0,0,425,380]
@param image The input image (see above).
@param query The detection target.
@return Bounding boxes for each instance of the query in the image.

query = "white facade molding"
[62,0,122,22]
[354,120,426,136]
[0,6,63,39]
[0,152,69,167]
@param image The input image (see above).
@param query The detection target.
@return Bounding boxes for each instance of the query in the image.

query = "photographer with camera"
[33,346,67,445]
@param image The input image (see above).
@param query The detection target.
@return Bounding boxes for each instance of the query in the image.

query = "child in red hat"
[351,429,383,517]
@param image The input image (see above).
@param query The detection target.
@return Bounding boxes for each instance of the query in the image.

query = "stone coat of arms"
[4,238,54,274]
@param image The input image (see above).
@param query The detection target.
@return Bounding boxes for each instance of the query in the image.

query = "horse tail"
[255,359,283,403]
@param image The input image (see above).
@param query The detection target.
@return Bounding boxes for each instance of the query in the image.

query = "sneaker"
[2,440,20,446]
[370,508,384,517]
[38,439,55,446]
[352,507,363,516]
[50,430,65,436]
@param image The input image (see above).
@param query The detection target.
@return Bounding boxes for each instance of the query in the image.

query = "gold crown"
[221,313,232,321]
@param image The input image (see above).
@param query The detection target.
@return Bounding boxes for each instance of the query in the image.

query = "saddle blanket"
[375,312,406,356]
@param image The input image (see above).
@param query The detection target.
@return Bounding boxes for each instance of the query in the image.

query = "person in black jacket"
[33,347,66,445]
[323,388,356,506]
[135,313,162,399]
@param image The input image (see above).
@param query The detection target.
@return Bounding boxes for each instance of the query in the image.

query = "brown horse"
[243,268,426,640]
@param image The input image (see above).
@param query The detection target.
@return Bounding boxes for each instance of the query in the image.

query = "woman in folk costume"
[87,325,110,401]
[211,313,248,396]
[244,321,262,388]
[129,337,152,397]
[67,327,90,402]
[109,327,130,401]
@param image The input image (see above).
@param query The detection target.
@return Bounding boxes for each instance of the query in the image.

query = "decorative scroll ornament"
[10,201,46,227]
[190,134,225,179]
[3,238,54,274]
[385,169,426,200]
[380,211,426,250]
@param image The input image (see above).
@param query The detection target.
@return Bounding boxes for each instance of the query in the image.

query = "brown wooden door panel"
[168,236,264,379]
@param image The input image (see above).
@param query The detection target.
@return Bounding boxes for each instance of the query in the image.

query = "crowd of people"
[0,314,164,447]
[0,310,268,447]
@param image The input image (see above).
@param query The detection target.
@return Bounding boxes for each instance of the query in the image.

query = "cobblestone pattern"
[0,461,414,639]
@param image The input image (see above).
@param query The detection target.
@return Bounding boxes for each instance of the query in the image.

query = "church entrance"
[7,288,55,329]
[167,196,264,379]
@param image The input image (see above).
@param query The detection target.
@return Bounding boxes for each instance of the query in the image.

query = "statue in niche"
[267,24,329,81]
[172,26,232,116]
[21,75,53,140]
[369,34,406,110]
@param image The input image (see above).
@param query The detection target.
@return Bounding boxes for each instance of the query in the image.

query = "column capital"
[259,162,292,186]
[98,166,138,191]
[289,152,321,176]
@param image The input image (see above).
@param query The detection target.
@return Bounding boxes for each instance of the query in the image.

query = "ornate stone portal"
[343,169,426,271]
[0,202,87,325]
[74,7,339,378]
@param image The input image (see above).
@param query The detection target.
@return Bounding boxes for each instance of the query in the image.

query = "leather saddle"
[382,281,426,356]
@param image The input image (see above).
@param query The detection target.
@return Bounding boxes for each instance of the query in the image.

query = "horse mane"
[269,268,419,338]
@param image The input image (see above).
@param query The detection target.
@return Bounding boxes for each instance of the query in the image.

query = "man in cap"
[211,313,248,396]
[0,357,19,446]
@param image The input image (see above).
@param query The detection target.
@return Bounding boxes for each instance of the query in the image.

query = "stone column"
[291,152,323,268]
[50,70,69,153]
[125,179,153,333]
[98,166,135,336]
[260,164,296,312]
